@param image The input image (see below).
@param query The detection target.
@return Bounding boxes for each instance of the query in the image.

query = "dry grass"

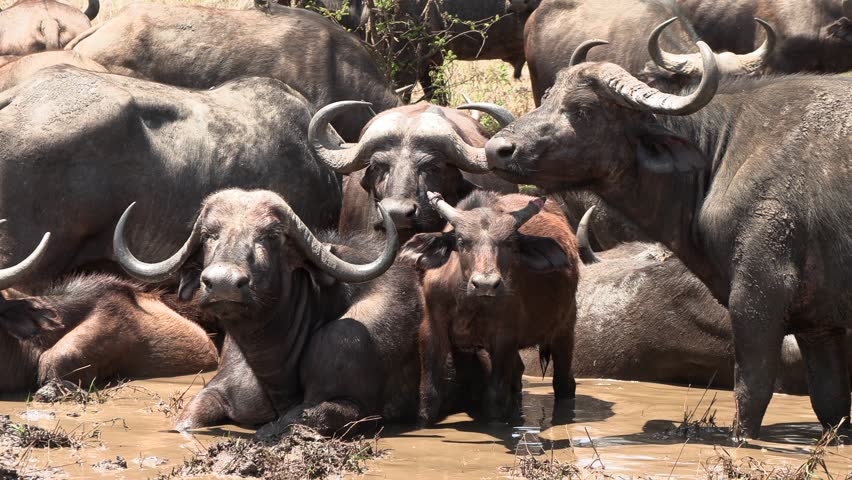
[0,414,96,449]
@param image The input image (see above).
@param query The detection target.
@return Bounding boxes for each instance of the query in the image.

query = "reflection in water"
[0,374,849,479]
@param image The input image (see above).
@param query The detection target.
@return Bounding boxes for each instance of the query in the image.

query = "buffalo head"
[113,189,398,320]
[485,37,719,191]
[507,0,540,14]
[0,222,55,340]
[402,192,569,298]
[310,102,514,235]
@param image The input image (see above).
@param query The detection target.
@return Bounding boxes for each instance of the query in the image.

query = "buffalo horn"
[278,198,399,283]
[113,202,202,282]
[569,39,609,67]
[84,0,99,20]
[648,17,775,75]
[308,101,373,174]
[576,206,601,264]
[591,41,719,115]
[510,197,545,229]
[457,102,516,128]
[0,223,50,291]
[427,192,463,226]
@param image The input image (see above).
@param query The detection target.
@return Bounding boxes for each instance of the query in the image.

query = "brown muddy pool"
[1,374,849,479]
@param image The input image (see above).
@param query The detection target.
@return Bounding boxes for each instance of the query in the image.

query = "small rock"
[92,456,127,472]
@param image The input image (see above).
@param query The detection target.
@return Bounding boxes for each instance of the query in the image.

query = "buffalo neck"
[220,269,350,416]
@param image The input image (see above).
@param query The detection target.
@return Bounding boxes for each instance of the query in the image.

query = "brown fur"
[0,274,218,393]
[0,50,105,91]
[402,192,580,425]
[0,0,94,56]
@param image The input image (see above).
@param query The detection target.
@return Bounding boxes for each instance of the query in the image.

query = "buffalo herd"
[0,0,850,446]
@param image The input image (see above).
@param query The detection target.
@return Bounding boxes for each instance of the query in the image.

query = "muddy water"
[1,374,849,478]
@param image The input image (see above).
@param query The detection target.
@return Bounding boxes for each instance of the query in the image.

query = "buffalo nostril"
[235,275,249,289]
[406,205,418,218]
[496,143,515,159]
[485,137,517,167]
[201,277,213,290]
[471,274,502,290]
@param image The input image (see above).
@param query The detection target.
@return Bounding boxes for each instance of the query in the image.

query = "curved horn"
[0,228,50,291]
[457,102,516,128]
[592,41,719,115]
[649,17,774,75]
[83,0,99,19]
[395,84,415,95]
[282,199,399,283]
[569,39,609,67]
[576,206,601,264]
[113,202,201,282]
[427,192,463,227]
[308,101,373,174]
[511,197,544,229]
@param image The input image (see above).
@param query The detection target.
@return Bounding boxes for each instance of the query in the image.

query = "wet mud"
[1,374,849,478]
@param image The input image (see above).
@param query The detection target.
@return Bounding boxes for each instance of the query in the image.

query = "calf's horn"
[648,17,774,75]
[576,206,601,264]
[569,39,609,67]
[0,222,50,291]
[427,192,463,226]
[113,202,202,282]
[84,0,99,20]
[511,197,545,229]
[590,40,719,115]
[308,101,373,174]
[277,198,399,283]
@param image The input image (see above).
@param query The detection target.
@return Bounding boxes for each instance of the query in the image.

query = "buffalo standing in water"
[113,189,480,436]
[0,0,98,55]
[485,37,852,438]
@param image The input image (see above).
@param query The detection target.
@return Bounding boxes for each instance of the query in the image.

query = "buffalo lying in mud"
[485,37,852,439]
[0,0,98,55]
[0,66,340,290]
[0,51,106,91]
[524,0,775,103]
[114,189,481,436]
[309,101,516,242]
[0,228,217,393]
[67,3,400,141]
[683,0,852,73]
[402,191,579,425]
[524,208,851,395]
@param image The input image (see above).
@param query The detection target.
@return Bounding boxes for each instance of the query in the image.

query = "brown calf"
[0,0,98,56]
[401,191,580,425]
[0,232,217,393]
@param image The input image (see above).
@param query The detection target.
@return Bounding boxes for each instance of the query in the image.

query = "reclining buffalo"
[402,191,579,425]
[113,189,482,436]
[0,51,106,91]
[308,101,516,242]
[485,35,852,439]
[0,0,98,56]
[0,225,217,393]
[0,65,340,290]
[67,3,400,141]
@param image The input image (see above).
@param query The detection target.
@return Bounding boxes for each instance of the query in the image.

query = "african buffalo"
[0,229,217,393]
[0,51,105,91]
[0,65,340,291]
[682,0,852,73]
[308,101,516,241]
[67,3,400,141]
[113,188,485,436]
[401,191,579,425]
[524,0,774,103]
[0,0,98,55]
[485,37,852,438]
[288,0,368,31]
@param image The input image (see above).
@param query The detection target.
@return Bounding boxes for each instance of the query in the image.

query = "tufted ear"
[400,232,455,271]
[518,235,571,273]
[0,298,62,341]
[636,124,708,174]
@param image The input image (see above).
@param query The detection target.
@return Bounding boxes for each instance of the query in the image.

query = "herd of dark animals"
[0,0,849,449]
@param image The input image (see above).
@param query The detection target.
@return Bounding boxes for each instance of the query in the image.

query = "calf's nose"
[201,264,250,303]
[470,273,503,296]
[485,137,516,169]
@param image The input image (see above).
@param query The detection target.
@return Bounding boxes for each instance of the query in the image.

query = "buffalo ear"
[0,298,62,341]
[178,256,203,301]
[400,233,455,270]
[636,124,708,174]
[519,235,571,273]
[827,16,852,42]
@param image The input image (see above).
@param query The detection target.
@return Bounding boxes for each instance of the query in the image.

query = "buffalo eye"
[201,230,218,243]
[566,106,592,126]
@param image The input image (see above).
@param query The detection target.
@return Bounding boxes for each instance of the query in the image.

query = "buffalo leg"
[728,254,792,439]
[550,327,577,401]
[483,341,521,422]
[418,314,450,426]
[795,327,851,432]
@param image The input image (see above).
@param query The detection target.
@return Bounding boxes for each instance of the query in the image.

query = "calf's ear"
[400,232,455,270]
[519,235,571,273]
[0,298,62,340]
[636,123,708,174]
